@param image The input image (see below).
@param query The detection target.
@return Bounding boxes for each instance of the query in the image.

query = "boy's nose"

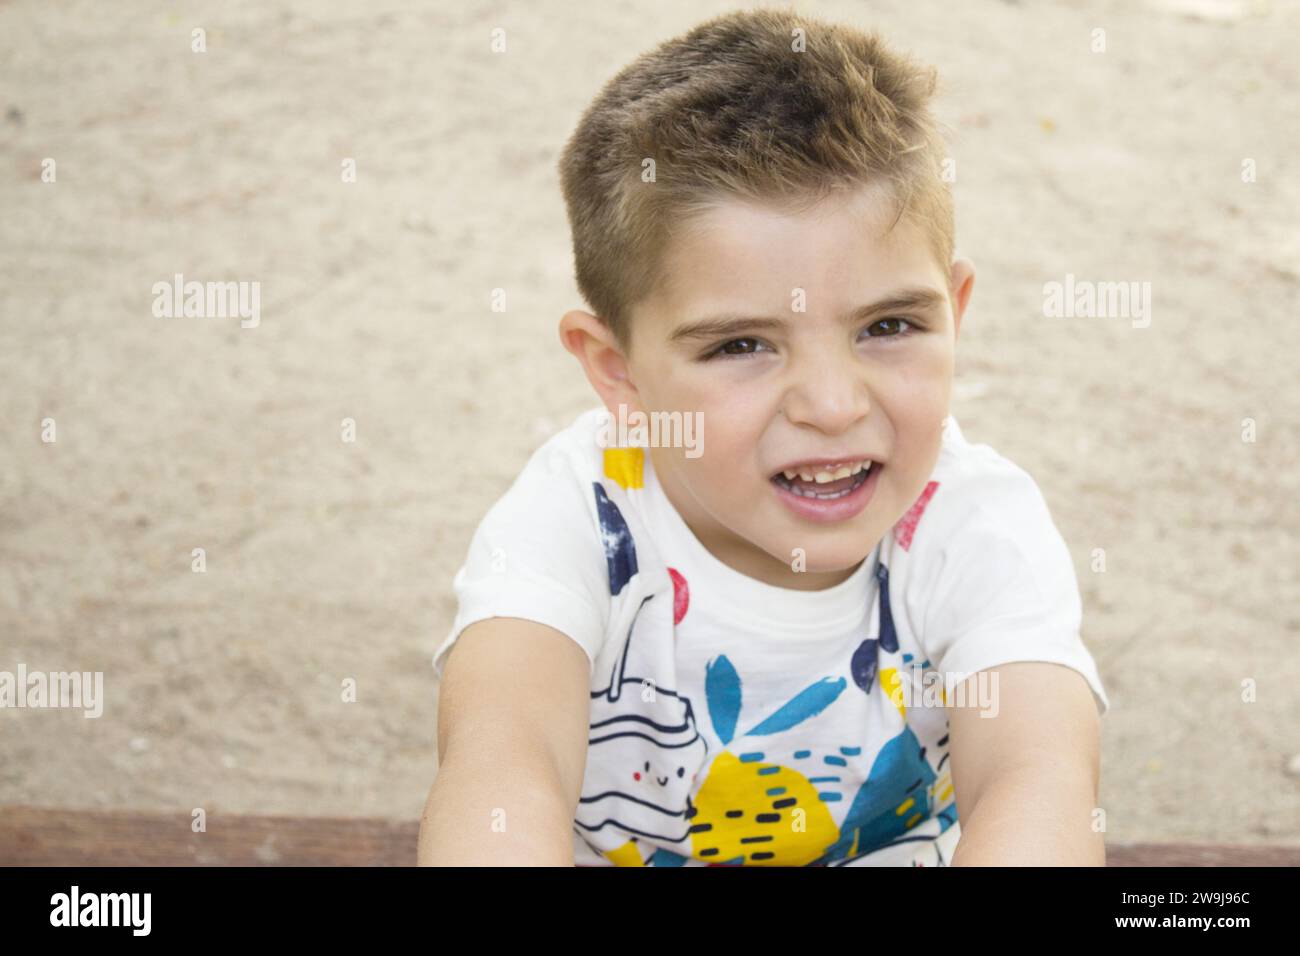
[780,356,873,433]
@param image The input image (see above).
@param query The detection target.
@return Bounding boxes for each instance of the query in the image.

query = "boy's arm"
[418,617,592,866]
[945,661,1104,866]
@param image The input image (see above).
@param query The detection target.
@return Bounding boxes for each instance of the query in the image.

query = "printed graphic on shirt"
[573,487,709,856]
[575,453,957,866]
[593,483,638,595]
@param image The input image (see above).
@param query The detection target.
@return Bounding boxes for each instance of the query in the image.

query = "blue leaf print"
[705,655,742,746]
[592,482,637,595]
[745,677,846,736]
[875,561,898,653]
[851,638,878,694]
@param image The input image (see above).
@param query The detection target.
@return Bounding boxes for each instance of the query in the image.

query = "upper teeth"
[783,459,873,483]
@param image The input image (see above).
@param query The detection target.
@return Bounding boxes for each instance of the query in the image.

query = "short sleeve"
[432,440,611,682]
[908,469,1110,718]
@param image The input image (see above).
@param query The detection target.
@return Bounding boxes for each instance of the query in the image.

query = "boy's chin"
[795,545,879,575]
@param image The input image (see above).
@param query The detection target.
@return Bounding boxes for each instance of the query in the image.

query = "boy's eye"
[863,317,915,337]
[706,336,769,360]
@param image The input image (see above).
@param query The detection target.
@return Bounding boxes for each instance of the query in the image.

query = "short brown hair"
[557,8,955,354]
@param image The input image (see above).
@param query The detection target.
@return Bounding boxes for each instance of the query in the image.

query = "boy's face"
[561,183,975,590]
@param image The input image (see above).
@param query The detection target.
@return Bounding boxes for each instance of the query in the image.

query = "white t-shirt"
[432,406,1109,867]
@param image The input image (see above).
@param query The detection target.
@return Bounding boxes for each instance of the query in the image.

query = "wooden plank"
[1104,841,1300,867]
[0,805,416,867]
[1,805,1296,866]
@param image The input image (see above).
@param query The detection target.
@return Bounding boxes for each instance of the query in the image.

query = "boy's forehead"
[645,185,946,328]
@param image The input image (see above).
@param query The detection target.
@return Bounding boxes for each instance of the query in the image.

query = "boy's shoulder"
[521,405,654,506]
[524,405,611,481]
[456,406,615,564]
[432,408,623,681]
[934,415,1044,496]
[895,415,1067,565]
[892,416,1106,717]
[503,404,658,565]
[483,407,608,520]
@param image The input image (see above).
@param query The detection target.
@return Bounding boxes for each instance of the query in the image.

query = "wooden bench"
[2,805,1296,866]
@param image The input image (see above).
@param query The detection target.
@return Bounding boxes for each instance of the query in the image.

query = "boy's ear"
[949,258,975,342]
[558,310,643,413]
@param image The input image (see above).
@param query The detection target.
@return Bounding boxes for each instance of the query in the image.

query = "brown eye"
[720,338,759,354]
[704,337,773,361]
[864,317,916,338]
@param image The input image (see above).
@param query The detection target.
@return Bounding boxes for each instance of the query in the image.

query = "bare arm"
[418,617,593,866]
[946,661,1104,866]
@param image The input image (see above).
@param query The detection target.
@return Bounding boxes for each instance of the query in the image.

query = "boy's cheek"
[888,442,946,513]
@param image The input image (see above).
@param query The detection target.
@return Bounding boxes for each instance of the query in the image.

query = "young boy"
[419,9,1107,867]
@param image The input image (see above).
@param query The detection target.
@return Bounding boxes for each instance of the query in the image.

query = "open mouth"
[770,461,876,500]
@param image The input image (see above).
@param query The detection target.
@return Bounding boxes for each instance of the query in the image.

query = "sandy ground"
[1,0,1297,848]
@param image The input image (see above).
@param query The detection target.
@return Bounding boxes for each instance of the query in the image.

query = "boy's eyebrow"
[668,286,948,344]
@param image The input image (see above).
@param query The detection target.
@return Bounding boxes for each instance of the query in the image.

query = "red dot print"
[668,567,689,625]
